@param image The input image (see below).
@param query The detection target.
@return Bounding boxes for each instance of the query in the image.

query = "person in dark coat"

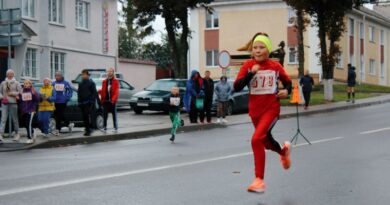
[200,70,214,123]
[347,64,357,103]
[184,70,205,124]
[299,70,314,110]
[77,70,99,136]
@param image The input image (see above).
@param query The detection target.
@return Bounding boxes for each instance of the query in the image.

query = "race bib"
[55,84,65,91]
[170,97,180,106]
[22,93,32,101]
[250,70,277,95]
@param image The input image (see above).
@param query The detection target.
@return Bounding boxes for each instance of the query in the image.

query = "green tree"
[126,0,213,78]
[284,0,363,100]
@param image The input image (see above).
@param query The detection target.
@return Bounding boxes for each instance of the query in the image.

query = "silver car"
[95,79,136,107]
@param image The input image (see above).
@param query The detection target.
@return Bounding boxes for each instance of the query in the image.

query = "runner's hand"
[277,89,288,99]
[251,64,260,74]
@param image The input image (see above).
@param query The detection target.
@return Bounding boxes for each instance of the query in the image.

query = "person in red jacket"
[100,68,119,132]
[234,32,292,193]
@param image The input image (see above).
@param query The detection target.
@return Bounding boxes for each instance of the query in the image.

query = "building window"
[23,48,38,78]
[336,52,343,68]
[288,47,298,64]
[75,0,89,29]
[206,50,219,67]
[206,11,219,29]
[380,62,384,78]
[49,0,63,24]
[22,0,35,18]
[380,29,384,45]
[51,52,65,78]
[369,26,375,42]
[360,22,364,38]
[349,18,354,36]
[369,59,376,75]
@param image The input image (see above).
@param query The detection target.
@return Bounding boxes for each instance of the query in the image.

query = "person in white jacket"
[215,76,232,124]
[0,69,22,143]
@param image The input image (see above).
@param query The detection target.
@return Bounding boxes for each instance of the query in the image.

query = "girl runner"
[234,33,292,193]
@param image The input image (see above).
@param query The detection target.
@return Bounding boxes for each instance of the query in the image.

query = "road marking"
[0,136,343,197]
[360,127,390,135]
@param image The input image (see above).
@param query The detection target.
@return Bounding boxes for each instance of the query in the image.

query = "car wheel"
[95,114,104,130]
[49,118,56,133]
[227,101,233,116]
[134,107,143,114]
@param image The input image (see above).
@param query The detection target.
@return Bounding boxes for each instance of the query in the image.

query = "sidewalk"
[2,94,390,152]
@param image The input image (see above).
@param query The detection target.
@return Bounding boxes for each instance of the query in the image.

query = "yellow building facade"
[189,0,390,86]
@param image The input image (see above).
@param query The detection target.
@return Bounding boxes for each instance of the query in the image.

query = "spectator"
[19,79,40,144]
[78,70,98,136]
[52,71,74,136]
[299,70,314,110]
[100,68,119,132]
[215,76,232,124]
[184,70,204,124]
[38,78,56,138]
[347,64,357,103]
[0,69,22,143]
[200,70,214,124]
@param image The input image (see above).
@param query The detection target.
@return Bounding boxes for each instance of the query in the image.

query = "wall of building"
[2,0,118,81]
[117,59,156,92]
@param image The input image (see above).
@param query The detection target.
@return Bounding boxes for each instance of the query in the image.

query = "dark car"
[129,79,187,114]
[211,80,249,115]
[33,83,105,132]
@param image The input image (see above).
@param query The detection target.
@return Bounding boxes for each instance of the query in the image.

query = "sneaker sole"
[247,188,265,194]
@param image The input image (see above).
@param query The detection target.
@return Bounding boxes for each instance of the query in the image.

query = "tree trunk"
[163,9,181,79]
[316,7,333,101]
[178,11,189,78]
[296,9,305,78]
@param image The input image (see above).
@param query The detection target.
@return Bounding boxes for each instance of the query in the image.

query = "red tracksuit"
[234,59,292,179]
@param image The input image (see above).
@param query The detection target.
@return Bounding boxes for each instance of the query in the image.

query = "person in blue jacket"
[52,71,74,135]
[184,70,205,124]
[299,70,314,110]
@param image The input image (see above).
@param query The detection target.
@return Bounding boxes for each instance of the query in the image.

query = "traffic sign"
[218,50,231,69]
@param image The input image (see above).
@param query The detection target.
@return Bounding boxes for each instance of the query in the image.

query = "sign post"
[218,50,231,76]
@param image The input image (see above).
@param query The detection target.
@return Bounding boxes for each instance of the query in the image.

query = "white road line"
[360,127,390,135]
[0,136,343,197]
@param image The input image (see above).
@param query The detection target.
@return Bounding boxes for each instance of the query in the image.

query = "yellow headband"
[253,35,272,53]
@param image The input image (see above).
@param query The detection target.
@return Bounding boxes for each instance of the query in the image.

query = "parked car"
[129,79,187,114]
[211,80,249,115]
[95,79,136,107]
[71,69,124,84]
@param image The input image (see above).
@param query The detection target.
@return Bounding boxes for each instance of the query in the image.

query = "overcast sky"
[118,2,166,43]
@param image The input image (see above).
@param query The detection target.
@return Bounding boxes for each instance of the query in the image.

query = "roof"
[353,6,390,27]
[118,58,157,66]
[210,0,281,6]
[374,4,390,19]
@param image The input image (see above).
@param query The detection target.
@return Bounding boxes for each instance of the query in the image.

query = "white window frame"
[50,52,65,79]
[380,29,384,45]
[369,59,376,75]
[49,0,63,24]
[349,18,354,37]
[288,46,298,64]
[369,26,375,43]
[22,0,35,19]
[206,11,219,29]
[336,52,343,69]
[75,0,90,30]
[23,48,38,79]
[206,50,219,67]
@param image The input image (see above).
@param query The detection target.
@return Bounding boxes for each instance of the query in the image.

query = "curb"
[2,97,390,152]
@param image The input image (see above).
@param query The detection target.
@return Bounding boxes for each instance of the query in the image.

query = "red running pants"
[251,109,284,179]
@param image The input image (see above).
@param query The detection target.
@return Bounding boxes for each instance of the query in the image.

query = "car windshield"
[74,73,103,83]
[94,79,103,87]
[145,80,181,92]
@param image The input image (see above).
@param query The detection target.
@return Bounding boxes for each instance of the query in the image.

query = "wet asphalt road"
[0,103,390,205]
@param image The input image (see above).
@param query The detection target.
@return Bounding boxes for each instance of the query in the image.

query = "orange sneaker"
[247,178,266,193]
[280,141,291,170]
